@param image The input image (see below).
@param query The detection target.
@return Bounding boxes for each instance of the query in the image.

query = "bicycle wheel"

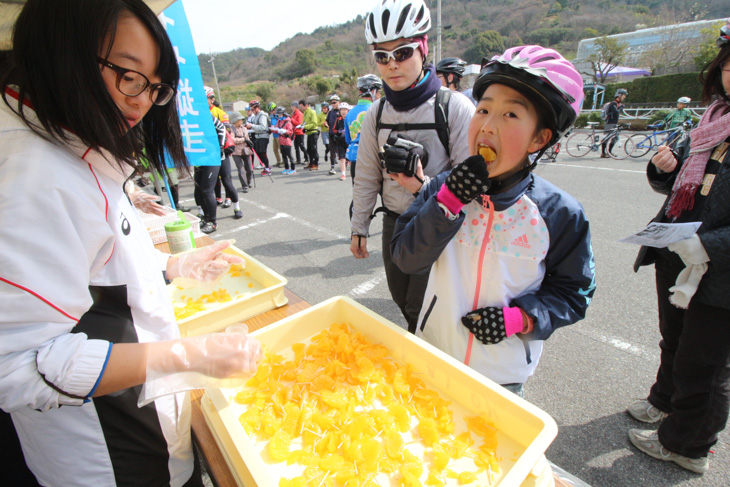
[607,132,629,160]
[565,133,593,158]
[625,134,652,158]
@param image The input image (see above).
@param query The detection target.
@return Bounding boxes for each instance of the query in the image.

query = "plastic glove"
[461,306,532,345]
[138,325,262,406]
[668,234,709,266]
[130,191,166,216]
[166,241,243,282]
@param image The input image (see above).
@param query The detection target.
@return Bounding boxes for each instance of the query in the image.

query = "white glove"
[668,234,709,266]
[130,191,166,216]
[278,128,287,135]
[296,124,303,129]
[166,241,243,282]
[139,325,262,406]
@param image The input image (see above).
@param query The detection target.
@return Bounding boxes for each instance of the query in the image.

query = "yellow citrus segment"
[236,323,502,485]
[478,146,497,162]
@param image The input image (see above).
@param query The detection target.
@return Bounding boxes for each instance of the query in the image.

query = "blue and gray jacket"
[391,171,595,384]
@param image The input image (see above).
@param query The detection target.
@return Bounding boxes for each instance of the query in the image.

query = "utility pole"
[208,51,222,103]
[436,0,442,63]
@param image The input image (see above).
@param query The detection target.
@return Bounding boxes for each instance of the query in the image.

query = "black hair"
[299,99,307,106]
[700,45,730,105]
[1,0,188,176]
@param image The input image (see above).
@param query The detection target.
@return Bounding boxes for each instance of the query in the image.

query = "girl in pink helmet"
[391,45,595,397]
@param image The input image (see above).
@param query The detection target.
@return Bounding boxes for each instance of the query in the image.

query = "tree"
[692,21,723,70]
[463,31,505,64]
[586,36,628,83]
[255,82,274,102]
[294,49,318,76]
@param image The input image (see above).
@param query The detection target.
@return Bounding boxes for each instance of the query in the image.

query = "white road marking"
[349,272,386,296]
[542,163,645,174]
[592,333,654,360]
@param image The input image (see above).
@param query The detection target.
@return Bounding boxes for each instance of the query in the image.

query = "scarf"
[382,63,442,112]
[666,99,730,219]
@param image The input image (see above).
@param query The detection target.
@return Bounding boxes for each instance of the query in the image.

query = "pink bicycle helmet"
[472,45,584,144]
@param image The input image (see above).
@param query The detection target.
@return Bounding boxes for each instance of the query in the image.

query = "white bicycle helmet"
[365,0,431,44]
[677,96,691,104]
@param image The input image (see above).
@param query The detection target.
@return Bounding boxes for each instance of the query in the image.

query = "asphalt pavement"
[174,145,728,487]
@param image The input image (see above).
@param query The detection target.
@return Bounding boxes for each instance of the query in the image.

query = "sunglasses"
[372,42,420,65]
[97,57,175,106]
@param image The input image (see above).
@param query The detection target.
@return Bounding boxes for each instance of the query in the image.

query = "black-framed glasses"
[97,57,175,106]
[372,42,420,65]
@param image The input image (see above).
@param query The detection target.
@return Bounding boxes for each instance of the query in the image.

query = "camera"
[380,134,426,177]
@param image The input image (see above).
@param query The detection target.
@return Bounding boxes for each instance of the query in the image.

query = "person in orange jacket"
[290,100,307,164]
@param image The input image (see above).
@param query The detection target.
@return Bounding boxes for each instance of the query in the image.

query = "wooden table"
[158,236,584,487]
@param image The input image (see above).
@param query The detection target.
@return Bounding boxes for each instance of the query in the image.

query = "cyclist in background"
[435,56,476,105]
[345,74,382,179]
[267,102,283,167]
[663,97,693,129]
[601,88,627,158]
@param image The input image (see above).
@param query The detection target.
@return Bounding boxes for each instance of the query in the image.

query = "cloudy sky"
[183,0,371,54]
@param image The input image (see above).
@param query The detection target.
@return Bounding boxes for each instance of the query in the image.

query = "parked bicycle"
[624,120,693,158]
[537,137,562,163]
[565,122,630,159]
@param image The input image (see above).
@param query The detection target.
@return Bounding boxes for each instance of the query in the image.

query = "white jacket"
[0,91,193,486]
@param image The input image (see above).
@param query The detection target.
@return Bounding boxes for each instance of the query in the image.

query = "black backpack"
[374,87,452,157]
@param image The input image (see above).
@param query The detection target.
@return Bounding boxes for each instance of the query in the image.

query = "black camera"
[380,134,426,177]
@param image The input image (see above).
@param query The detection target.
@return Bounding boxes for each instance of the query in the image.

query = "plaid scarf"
[666,99,730,220]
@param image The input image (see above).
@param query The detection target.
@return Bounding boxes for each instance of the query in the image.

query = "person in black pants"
[628,32,730,474]
[601,88,627,158]
[291,101,307,164]
[246,100,271,175]
[194,165,219,233]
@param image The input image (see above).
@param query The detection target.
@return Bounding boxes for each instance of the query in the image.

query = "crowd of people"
[0,0,728,485]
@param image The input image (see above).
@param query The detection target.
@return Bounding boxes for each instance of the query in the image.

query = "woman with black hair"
[628,19,730,474]
[0,1,261,485]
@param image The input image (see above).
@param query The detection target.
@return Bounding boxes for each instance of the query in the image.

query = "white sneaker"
[628,429,708,474]
[627,399,668,423]
[328,167,336,175]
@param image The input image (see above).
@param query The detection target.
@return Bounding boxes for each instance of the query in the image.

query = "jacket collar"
[487,173,533,212]
[2,87,133,184]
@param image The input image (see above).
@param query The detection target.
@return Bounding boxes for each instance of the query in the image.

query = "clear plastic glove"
[130,191,166,216]
[166,240,243,282]
[138,325,262,406]
[668,234,709,266]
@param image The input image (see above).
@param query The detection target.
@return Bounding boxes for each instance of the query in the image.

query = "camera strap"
[375,87,451,158]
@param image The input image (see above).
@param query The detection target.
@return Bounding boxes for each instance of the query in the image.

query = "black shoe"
[177,205,191,212]
[234,210,243,219]
[241,188,249,193]
[216,198,223,206]
[200,221,217,234]
[222,199,232,209]
[600,153,610,158]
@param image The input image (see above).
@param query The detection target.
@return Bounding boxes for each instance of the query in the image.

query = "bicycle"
[624,121,692,158]
[565,122,630,159]
[537,138,562,163]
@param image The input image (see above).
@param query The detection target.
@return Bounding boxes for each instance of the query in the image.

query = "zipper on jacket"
[465,195,495,366]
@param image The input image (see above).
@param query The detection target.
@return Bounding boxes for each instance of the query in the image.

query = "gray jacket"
[350,91,475,236]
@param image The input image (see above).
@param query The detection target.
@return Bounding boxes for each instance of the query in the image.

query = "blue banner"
[159,1,219,167]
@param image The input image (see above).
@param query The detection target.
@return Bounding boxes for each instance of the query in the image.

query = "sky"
[182,0,371,54]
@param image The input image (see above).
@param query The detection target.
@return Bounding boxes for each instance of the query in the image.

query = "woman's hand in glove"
[150,326,262,379]
[166,241,243,282]
[461,306,533,345]
[436,155,491,215]
[130,191,166,216]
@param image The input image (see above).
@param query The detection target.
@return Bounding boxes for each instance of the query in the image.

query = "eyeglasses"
[97,57,175,106]
[372,43,419,65]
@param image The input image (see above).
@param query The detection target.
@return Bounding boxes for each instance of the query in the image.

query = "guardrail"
[580,107,706,120]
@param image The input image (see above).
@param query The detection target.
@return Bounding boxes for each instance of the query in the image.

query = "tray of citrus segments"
[201,296,557,487]
[167,244,288,337]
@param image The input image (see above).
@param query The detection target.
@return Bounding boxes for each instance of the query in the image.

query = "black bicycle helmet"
[615,88,628,98]
[436,57,467,77]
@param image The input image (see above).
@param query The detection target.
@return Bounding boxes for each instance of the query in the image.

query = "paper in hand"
[619,222,702,248]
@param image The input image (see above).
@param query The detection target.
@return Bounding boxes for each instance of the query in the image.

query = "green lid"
[164,219,191,232]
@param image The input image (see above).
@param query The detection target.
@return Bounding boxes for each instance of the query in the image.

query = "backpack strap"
[375,87,452,157]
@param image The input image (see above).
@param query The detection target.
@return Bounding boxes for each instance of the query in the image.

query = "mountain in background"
[198,0,725,101]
